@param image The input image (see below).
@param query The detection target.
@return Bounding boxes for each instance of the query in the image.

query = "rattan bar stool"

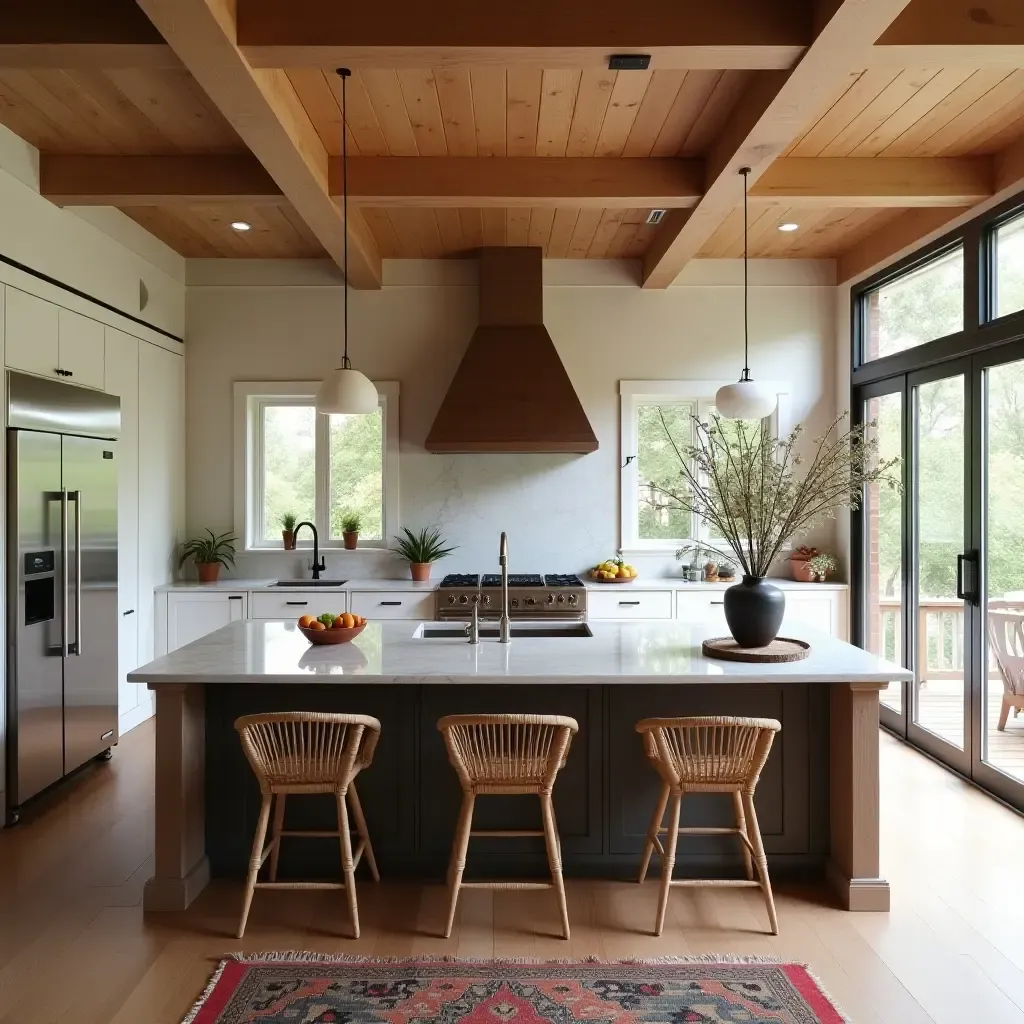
[636,716,781,936]
[438,713,578,939]
[234,711,381,939]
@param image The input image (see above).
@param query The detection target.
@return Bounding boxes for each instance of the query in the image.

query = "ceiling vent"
[646,209,667,226]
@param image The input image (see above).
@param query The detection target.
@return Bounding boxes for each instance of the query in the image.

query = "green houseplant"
[393,526,457,582]
[341,511,362,550]
[281,512,297,550]
[807,552,838,582]
[179,529,237,584]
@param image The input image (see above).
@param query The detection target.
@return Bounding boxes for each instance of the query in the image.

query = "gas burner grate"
[439,574,480,588]
[481,573,544,588]
[544,574,585,588]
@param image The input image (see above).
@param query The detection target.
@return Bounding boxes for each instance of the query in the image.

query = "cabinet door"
[58,308,105,389]
[105,328,141,718]
[167,593,247,652]
[349,591,435,619]
[588,589,673,619]
[782,592,840,637]
[250,591,348,619]
[5,287,59,379]
[137,342,185,664]
[675,591,729,631]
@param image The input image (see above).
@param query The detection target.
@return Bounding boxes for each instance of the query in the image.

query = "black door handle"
[286,600,308,606]
[122,609,135,616]
[956,551,979,605]
[381,601,402,606]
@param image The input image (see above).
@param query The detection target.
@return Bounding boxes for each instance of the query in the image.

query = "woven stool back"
[235,711,381,793]
[438,713,578,794]
[636,715,780,793]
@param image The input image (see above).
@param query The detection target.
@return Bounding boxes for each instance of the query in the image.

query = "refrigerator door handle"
[71,490,82,656]
[60,488,69,659]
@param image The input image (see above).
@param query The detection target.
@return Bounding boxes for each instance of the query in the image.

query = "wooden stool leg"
[654,792,682,937]
[999,694,1011,731]
[347,780,379,882]
[638,781,670,884]
[732,790,754,881]
[336,791,360,939]
[444,792,475,939]
[743,791,778,935]
[540,793,570,940]
[268,794,286,882]
[237,794,271,939]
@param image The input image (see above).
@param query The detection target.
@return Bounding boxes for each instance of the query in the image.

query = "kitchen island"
[129,619,910,916]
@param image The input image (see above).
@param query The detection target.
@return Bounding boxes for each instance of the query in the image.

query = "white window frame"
[619,380,790,556]
[233,380,400,552]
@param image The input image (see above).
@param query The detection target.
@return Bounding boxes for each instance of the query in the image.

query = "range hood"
[425,247,598,454]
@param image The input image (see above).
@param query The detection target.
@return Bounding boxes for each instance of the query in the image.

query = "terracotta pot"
[343,532,359,550]
[282,529,295,551]
[196,562,221,584]
[790,556,816,583]
[410,561,432,582]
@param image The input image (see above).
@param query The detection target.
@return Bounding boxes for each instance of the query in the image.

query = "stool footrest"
[669,879,762,888]
[460,881,554,890]
[254,881,347,890]
[281,829,343,838]
[658,826,741,836]
[470,829,545,837]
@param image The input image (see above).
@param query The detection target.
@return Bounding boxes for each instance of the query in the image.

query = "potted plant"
[718,560,736,582]
[394,526,457,582]
[807,552,837,582]
[281,512,297,550]
[340,511,362,550]
[179,529,237,584]
[647,413,899,648]
[790,544,819,583]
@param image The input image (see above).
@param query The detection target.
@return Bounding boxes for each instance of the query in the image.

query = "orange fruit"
[332,617,345,629]
[341,612,355,628]
[356,616,366,626]
[298,614,315,628]
[310,620,326,631]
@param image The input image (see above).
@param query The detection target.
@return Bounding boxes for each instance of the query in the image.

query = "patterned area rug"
[184,955,849,1024]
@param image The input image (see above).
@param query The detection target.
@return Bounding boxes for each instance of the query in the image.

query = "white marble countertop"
[155,577,440,593]
[584,578,848,591]
[129,619,909,686]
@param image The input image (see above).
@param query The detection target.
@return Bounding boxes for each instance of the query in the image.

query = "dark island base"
[204,683,831,883]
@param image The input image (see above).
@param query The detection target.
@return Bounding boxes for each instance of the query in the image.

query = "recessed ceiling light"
[230,220,251,232]
[778,222,799,232]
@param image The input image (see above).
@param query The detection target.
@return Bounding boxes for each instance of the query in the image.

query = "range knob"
[557,594,566,604]
[525,597,536,606]
[568,594,578,606]
[511,598,519,608]
[459,594,469,604]
[547,594,555,604]
[447,594,456,605]
[482,594,491,606]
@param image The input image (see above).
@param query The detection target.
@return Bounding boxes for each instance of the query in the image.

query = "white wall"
[185,257,838,580]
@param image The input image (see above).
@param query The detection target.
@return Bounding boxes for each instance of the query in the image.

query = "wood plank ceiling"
[2,0,1024,279]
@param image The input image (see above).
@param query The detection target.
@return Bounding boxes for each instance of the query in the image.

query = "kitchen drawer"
[675,591,729,629]
[588,589,673,619]
[350,591,436,620]
[250,591,349,619]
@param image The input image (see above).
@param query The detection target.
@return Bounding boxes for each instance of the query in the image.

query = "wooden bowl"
[298,622,366,645]
[590,575,637,584]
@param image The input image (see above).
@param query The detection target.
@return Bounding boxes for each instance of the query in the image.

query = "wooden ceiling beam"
[869,0,1024,67]
[0,0,178,68]
[751,156,993,207]
[640,0,919,288]
[134,0,381,288]
[237,0,810,70]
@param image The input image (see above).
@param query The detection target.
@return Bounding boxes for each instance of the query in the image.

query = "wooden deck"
[882,678,1024,781]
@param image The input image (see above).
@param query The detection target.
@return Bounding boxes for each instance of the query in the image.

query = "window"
[234,381,399,550]
[992,210,1024,320]
[619,380,787,553]
[861,246,964,362]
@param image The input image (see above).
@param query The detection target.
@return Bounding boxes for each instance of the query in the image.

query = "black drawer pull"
[122,609,135,616]
[228,595,243,601]
[710,600,724,605]
[381,600,402,606]
[286,600,308,606]
[619,600,641,606]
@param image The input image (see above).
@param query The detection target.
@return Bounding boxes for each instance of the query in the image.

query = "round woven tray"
[702,636,811,663]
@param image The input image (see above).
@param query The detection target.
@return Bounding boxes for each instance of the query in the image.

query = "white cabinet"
[4,289,105,388]
[137,342,185,666]
[166,592,247,653]
[58,308,105,389]
[105,328,142,725]
[5,287,58,379]
[250,591,348,619]
[675,591,729,630]
[588,589,674,619]
[674,586,848,640]
[350,591,435,619]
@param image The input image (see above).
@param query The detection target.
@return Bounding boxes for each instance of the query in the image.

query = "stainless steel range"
[436,572,587,621]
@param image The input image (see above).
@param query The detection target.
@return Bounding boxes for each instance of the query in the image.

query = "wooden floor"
[3,721,1024,1023]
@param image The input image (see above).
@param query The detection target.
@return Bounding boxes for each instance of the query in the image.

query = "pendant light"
[714,167,777,421]
[315,68,379,415]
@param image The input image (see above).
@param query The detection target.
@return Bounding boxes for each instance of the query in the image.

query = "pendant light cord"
[338,68,351,370]
[741,166,750,382]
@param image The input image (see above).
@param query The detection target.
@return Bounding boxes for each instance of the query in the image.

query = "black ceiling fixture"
[608,54,651,70]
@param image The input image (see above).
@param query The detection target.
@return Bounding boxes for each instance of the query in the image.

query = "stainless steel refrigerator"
[6,372,120,823]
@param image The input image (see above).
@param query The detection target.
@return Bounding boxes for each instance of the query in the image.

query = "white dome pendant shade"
[315,67,378,417]
[715,168,777,422]
[315,366,379,415]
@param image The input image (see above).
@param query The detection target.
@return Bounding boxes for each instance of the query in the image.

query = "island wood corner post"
[828,681,889,911]
[144,683,210,912]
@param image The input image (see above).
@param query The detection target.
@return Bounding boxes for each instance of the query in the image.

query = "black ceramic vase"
[723,575,786,648]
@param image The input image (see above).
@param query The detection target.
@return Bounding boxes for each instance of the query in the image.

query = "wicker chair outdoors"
[988,611,1024,731]
[635,716,781,936]
[437,713,578,940]
[234,711,381,939]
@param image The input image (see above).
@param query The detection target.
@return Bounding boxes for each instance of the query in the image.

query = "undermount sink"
[417,623,593,639]
[271,580,347,588]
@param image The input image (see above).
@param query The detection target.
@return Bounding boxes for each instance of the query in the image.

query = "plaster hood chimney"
[425,247,598,454]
